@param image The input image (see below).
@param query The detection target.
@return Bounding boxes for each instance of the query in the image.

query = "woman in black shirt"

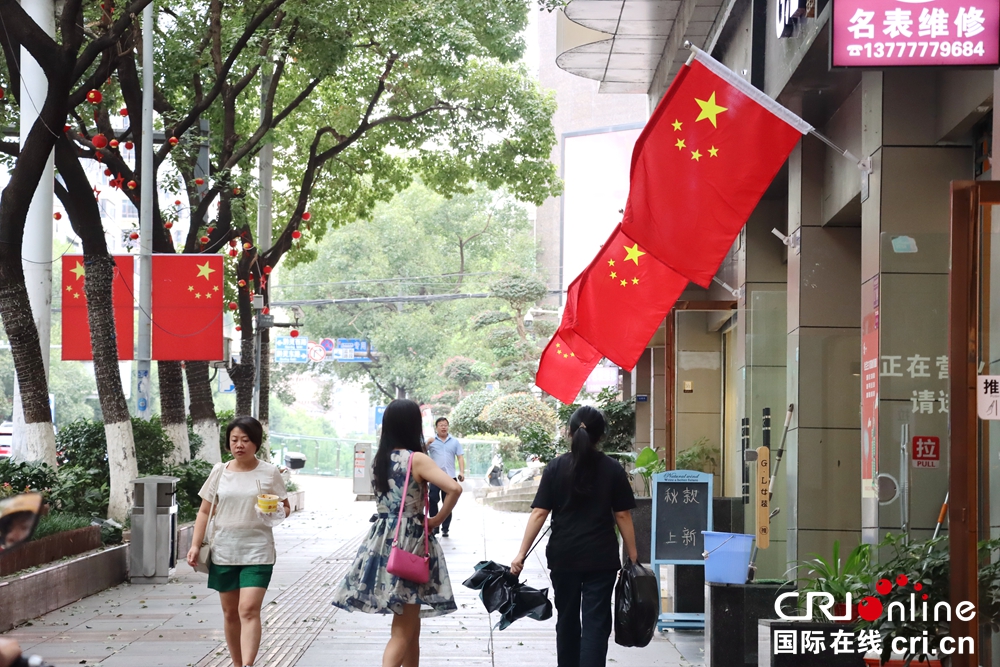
[510,406,638,667]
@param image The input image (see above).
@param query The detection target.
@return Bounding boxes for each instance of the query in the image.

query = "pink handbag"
[386,452,431,584]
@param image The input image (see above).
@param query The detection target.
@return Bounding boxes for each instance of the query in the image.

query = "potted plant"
[675,437,720,476]
[794,540,873,623]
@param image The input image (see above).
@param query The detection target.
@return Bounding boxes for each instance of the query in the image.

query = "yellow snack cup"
[257,494,279,513]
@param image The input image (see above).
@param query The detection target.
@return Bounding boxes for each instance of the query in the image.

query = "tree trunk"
[55,136,138,522]
[231,335,256,417]
[185,361,220,463]
[158,361,190,464]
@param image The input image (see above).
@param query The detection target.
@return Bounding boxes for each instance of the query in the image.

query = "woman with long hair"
[186,416,289,667]
[511,406,638,667]
[332,399,462,667]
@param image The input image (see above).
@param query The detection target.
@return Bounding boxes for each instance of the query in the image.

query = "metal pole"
[135,1,155,420]
[251,67,273,421]
[251,318,261,419]
[12,0,55,461]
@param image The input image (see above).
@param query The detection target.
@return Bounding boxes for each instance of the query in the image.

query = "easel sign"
[651,470,713,629]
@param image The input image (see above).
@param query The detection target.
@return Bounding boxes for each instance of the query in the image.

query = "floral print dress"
[331,449,457,617]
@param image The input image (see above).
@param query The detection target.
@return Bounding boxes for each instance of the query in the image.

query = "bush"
[519,423,561,464]
[162,458,214,522]
[32,513,93,540]
[0,459,58,497]
[57,417,173,473]
[49,465,110,517]
[450,391,498,436]
[479,393,557,435]
[596,387,635,453]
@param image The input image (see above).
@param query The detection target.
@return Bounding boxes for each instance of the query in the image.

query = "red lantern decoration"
[103,169,112,177]
[109,139,119,148]
[243,242,252,250]
[235,326,241,331]
[195,178,205,186]
[232,187,241,195]
[229,249,238,257]
[291,230,302,239]
[129,231,139,240]
[53,212,61,220]
[262,307,270,315]
[164,221,173,229]
[229,239,237,247]
[120,108,128,117]
[290,330,299,338]
[174,200,181,206]
[92,135,108,149]
[125,141,134,150]
[0,87,4,100]
[86,89,103,104]
[207,227,215,234]
[200,235,209,244]
[127,180,137,190]
[168,137,178,146]
[302,212,311,221]
[228,302,238,311]
[263,266,272,275]
[238,280,247,288]
[63,124,71,133]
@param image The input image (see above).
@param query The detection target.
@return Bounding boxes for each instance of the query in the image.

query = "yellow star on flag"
[65,285,73,292]
[691,149,702,161]
[675,138,686,151]
[620,279,627,287]
[73,292,80,299]
[213,286,219,292]
[195,293,202,299]
[632,277,639,285]
[709,146,719,157]
[610,271,617,279]
[188,285,194,292]
[71,262,85,280]
[196,261,216,280]
[672,119,682,131]
[695,92,727,127]
[623,243,645,265]
[607,259,615,267]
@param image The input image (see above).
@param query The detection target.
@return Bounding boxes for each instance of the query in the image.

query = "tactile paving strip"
[195,534,363,667]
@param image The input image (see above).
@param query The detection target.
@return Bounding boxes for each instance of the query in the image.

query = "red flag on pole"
[151,255,224,361]
[565,217,687,371]
[534,326,602,404]
[61,255,134,361]
[625,48,812,287]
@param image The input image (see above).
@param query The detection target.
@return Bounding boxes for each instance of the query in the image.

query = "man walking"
[426,417,465,537]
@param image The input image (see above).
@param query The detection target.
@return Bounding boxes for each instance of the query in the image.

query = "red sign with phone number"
[832,1,1000,67]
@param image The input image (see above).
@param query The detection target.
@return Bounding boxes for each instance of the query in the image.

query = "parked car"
[0,421,12,458]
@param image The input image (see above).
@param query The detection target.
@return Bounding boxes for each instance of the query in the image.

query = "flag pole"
[136,0,155,420]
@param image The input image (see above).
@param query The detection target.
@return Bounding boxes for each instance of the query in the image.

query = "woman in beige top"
[187,416,289,667]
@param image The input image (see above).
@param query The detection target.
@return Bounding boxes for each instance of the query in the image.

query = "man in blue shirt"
[426,417,465,537]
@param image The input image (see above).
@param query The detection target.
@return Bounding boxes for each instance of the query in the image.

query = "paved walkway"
[3,475,705,667]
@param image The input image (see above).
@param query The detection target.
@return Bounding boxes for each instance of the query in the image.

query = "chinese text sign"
[832,1,1000,67]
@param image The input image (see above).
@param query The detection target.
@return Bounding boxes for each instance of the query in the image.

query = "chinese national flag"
[62,255,134,361]
[534,326,602,404]
[566,219,687,371]
[625,48,811,287]
[151,255,224,361]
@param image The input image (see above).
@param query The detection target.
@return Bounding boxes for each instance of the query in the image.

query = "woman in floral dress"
[332,399,462,667]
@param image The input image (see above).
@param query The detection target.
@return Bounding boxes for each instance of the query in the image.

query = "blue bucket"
[702,531,755,584]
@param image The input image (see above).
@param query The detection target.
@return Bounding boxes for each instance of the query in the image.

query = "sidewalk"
[3,475,704,667]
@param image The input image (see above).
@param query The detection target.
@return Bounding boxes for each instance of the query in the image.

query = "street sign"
[375,406,386,428]
[320,338,336,352]
[307,343,327,362]
[218,367,235,394]
[335,338,372,363]
[275,335,309,364]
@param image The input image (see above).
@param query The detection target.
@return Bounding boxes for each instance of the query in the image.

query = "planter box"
[0,543,127,632]
[0,525,102,577]
[706,580,795,667]
[758,619,866,666]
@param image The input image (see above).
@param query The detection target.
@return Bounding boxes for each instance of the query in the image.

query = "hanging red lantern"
[92,135,108,149]
[109,139,119,148]
[63,124,70,133]
[229,239,237,247]
[125,141,134,150]
[228,302,238,311]
[164,221,173,229]
[235,325,241,331]
[301,212,311,221]
[120,108,128,117]
[232,187,241,195]
[238,280,247,288]
[174,200,181,206]
[263,266,272,275]
[127,180,137,189]
[53,212,62,220]
[200,235,209,244]
[262,307,270,315]
[168,137,178,146]
[207,227,215,234]
[291,230,302,239]
[103,168,112,176]
[290,329,299,338]
[129,231,139,240]
[195,178,204,186]
[86,89,102,104]
[229,249,238,257]
[243,242,252,250]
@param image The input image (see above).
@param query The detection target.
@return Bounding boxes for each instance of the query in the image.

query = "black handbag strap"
[526,525,550,558]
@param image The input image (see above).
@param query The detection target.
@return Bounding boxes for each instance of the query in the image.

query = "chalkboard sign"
[650,470,714,630]
[652,470,713,564]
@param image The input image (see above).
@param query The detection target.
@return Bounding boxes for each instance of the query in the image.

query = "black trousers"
[428,481,454,533]
[550,569,618,667]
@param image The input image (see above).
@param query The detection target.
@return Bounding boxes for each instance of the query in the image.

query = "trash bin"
[130,476,179,584]
[284,451,307,470]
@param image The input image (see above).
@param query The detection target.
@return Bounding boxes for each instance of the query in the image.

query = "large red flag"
[534,326,602,404]
[625,48,811,287]
[566,218,687,371]
[151,255,224,361]
[62,255,134,361]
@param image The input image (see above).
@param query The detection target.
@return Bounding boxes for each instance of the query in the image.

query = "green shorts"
[207,561,274,592]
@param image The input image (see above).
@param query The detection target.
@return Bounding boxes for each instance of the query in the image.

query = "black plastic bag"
[614,558,658,647]
[463,560,553,630]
